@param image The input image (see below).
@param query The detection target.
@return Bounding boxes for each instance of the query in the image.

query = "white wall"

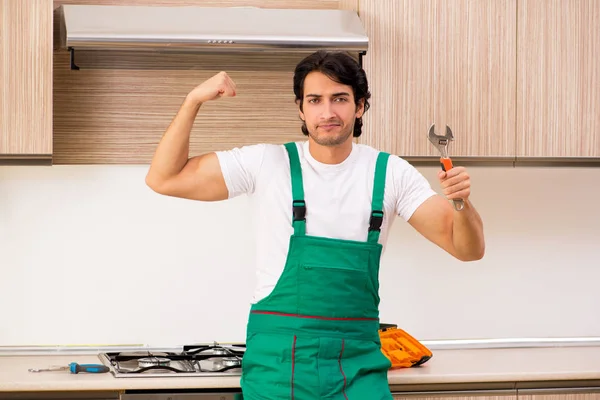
[0,162,599,347]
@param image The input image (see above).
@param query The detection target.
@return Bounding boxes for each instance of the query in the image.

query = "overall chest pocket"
[302,263,364,272]
[297,262,377,318]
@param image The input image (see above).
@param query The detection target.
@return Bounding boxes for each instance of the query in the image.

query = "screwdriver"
[29,362,110,374]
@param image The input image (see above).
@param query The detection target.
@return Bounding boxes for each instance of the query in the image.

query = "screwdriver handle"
[69,362,110,374]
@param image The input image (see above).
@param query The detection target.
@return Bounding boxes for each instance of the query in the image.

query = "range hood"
[58,5,369,69]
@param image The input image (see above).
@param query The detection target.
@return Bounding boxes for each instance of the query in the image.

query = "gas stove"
[98,342,245,378]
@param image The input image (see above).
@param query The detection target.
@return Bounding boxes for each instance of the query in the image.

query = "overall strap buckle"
[293,200,307,221]
[369,210,384,232]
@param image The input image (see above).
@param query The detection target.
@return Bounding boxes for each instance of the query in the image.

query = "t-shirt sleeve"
[390,156,438,221]
[214,143,267,198]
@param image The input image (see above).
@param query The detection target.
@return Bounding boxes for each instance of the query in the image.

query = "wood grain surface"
[517,0,600,158]
[52,0,341,164]
[357,0,517,158]
[1,0,53,157]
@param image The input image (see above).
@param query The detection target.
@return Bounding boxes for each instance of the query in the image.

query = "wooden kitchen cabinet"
[391,392,517,400]
[518,387,600,400]
[357,0,517,159]
[0,393,119,400]
[519,395,600,400]
[516,0,600,159]
[392,397,516,400]
[0,0,53,162]
[51,0,339,164]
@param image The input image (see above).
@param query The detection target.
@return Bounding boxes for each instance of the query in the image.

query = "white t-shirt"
[215,141,437,303]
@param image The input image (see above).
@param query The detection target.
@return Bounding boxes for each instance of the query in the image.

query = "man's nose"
[321,101,336,119]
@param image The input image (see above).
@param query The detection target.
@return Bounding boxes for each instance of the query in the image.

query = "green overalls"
[240,142,393,400]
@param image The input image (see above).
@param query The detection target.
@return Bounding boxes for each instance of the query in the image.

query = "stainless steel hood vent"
[57,5,369,69]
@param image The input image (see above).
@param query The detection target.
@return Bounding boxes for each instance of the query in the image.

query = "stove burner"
[221,357,241,368]
[138,357,171,368]
[100,342,246,378]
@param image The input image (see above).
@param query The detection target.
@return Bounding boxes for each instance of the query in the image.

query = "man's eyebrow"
[305,92,351,97]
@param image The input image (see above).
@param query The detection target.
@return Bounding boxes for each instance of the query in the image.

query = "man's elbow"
[457,245,485,262]
[462,252,485,262]
[145,173,168,195]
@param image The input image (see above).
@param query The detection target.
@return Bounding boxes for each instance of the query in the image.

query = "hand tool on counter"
[427,123,464,211]
[28,362,109,374]
[378,323,432,369]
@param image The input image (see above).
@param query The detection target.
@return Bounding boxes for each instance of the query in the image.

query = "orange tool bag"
[378,323,433,368]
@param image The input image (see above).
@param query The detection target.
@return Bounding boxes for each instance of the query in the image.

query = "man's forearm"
[451,200,485,261]
[146,96,202,184]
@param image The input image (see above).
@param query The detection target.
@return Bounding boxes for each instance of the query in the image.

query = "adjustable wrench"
[427,124,464,211]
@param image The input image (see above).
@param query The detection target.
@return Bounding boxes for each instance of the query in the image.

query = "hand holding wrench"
[427,124,464,211]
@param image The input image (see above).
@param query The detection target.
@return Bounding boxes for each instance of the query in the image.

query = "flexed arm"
[145,72,237,201]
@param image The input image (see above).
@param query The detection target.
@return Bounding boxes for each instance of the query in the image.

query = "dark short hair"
[293,51,371,138]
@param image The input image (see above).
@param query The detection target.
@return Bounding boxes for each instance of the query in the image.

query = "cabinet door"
[518,387,600,400]
[0,390,119,399]
[0,0,52,160]
[357,0,517,159]
[392,393,517,400]
[517,0,600,158]
[520,395,600,400]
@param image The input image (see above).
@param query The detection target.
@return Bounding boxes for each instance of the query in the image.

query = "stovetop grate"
[99,342,246,377]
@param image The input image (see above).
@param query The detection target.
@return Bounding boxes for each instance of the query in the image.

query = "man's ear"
[296,99,305,121]
[355,98,365,118]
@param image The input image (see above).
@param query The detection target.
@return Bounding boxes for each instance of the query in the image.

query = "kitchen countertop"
[2,346,600,392]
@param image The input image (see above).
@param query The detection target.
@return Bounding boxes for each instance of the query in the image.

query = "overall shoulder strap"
[284,142,306,236]
[368,151,391,243]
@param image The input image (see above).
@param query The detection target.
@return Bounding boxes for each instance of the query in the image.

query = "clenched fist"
[438,166,470,202]
[186,71,237,106]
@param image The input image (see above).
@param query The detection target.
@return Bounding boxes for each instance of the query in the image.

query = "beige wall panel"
[52,0,340,164]
[1,0,53,157]
[358,0,517,158]
[517,0,600,158]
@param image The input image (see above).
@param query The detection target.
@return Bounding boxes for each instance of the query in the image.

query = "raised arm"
[408,166,485,262]
[145,72,237,201]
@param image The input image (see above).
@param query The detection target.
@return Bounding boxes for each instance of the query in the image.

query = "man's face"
[298,71,364,147]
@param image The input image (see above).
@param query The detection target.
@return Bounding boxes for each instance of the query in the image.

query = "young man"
[146,51,485,400]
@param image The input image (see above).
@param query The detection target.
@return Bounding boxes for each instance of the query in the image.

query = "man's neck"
[308,138,353,165]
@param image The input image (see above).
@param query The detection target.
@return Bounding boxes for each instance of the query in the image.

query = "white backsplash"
[0,163,599,347]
